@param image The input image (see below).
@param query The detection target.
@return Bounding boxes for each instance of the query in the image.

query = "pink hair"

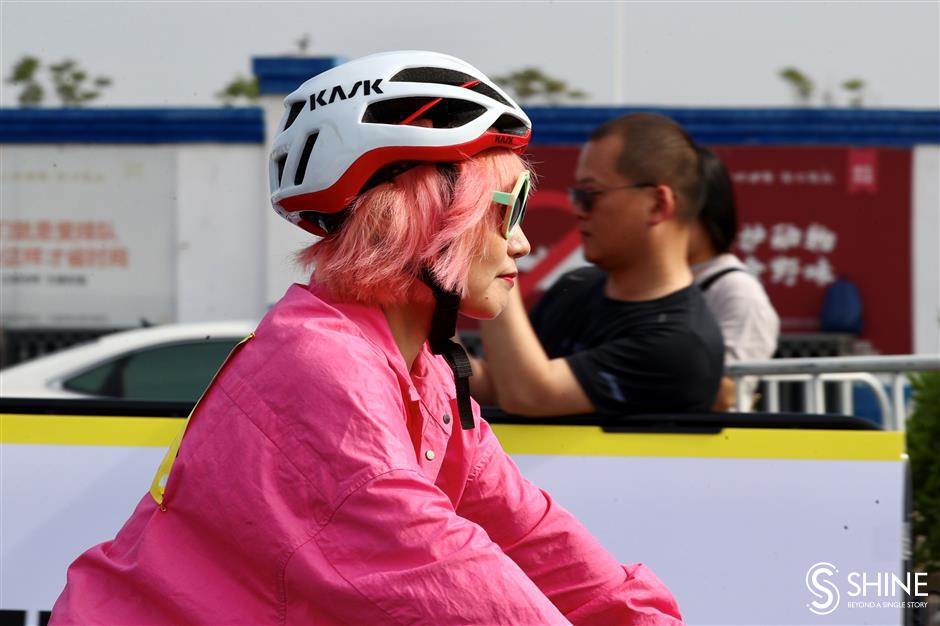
[296,149,531,307]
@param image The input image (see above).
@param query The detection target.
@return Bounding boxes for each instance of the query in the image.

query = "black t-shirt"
[531,266,724,416]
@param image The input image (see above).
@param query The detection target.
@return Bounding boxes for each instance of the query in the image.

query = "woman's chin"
[459,296,506,320]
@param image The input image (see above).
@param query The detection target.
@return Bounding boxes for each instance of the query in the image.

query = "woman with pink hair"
[50,51,683,625]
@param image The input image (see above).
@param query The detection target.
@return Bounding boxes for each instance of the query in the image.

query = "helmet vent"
[390,67,512,108]
[391,67,475,86]
[363,97,486,129]
[283,101,305,131]
[464,82,512,108]
[276,155,287,185]
[364,97,433,124]
[294,132,319,186]
[492,113,529,137]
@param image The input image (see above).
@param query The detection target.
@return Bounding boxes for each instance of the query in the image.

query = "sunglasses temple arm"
[491,191,513,205]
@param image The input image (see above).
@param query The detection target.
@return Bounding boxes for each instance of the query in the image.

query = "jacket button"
[425,450,436,461]
[442,414,451,425]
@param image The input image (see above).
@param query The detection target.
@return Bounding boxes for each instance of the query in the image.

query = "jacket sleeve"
[455,419,684,625]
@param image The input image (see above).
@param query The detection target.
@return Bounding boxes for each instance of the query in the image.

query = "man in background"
[471,113,724,417]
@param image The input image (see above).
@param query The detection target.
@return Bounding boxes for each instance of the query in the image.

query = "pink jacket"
[52,281,683,625]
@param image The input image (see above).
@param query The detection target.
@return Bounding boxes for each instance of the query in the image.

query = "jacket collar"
[305,279,430,400]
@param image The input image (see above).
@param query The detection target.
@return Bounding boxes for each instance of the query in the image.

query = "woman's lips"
[498,272,517,286]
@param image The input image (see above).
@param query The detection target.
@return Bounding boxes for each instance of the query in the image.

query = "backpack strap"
[150,332,255,509]
[698,267,743,293]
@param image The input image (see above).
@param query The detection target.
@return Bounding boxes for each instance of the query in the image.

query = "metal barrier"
[0,327,120,368]
[726,354,940,431]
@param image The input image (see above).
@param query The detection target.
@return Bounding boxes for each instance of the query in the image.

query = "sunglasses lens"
[502,178,529,237]
[511,180,529,229]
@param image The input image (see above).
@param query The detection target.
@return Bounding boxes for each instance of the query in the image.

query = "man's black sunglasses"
[567,182,657,212]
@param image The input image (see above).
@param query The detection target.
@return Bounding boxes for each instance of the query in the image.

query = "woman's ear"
[648,184,678,226]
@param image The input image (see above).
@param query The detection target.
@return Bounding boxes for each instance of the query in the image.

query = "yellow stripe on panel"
[1,414,182,447]
[492,425,905,461]
[0,413,906,461]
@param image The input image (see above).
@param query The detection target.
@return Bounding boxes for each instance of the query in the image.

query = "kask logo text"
[309,79,384,110]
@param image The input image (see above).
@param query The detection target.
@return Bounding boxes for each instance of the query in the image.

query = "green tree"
[908,371,940,586]
[6,56,44,106]
[492,67,587,105]
[215,34,310,106]
[778,66,814,106]
[5,55,111,107]
[48,59,112,106]
[841,78,866,108]
[216,75,260,106]
[778,67,870,108]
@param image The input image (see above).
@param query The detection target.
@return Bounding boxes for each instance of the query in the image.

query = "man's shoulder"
[671,284,723,331]
[560,265,606,284]
[543,266,606,300]
[630,283,709,319]
[620,286,723,360]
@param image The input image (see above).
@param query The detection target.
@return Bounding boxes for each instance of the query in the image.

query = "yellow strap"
[149,332,255,508]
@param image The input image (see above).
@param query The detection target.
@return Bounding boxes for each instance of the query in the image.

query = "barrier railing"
[726,354,940,431]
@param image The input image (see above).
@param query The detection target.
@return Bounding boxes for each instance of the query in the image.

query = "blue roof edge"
[0,108,265,144]
[524,106,940,146]
[252,56,346,96]
[1,105,937,146]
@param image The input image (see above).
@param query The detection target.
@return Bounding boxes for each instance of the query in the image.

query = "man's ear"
[648,184,678,226]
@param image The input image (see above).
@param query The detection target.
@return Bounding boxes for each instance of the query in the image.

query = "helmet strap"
[420,267,475,430]
[299,208,349,236]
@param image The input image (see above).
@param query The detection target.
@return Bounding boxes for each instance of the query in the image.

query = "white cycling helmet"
[269,50,532,236]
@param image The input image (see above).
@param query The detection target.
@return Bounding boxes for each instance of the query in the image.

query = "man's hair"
[697,146,738,253]
[296,149,528,307]
[590,113,704,221]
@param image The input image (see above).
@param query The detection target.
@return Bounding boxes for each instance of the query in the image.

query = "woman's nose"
[508,226,531,258]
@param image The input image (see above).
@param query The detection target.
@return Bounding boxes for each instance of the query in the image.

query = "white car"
[0,321,256,402]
